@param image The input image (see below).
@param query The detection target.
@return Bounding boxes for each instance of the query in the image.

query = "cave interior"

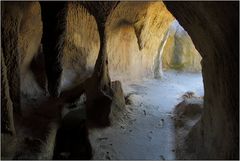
[1,1,239,160]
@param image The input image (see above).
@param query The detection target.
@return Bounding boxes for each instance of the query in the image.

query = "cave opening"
[1,1,238,160]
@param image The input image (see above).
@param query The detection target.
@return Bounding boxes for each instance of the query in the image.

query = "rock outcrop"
[173,92,203,159]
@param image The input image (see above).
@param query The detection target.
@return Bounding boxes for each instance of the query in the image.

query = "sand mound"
[173,91,203,159]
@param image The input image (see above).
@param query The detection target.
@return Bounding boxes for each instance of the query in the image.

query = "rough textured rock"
[162,20,202,72]
[173,93,203,128]
[111,81,126,109]
[3,2,200,97]
[75,2,119,127]
[110,81,128,125]
[80,1,118,90]
[59,2,118,127]
[18,2,42,76]
[165,1,239,159]
[18,2,45,98]
[59,2,174,86]
[1,2,44,99]
[1,52,15,135]
[106,2,174,80]
[61,2,99,88]
[1,51,17,159]
[173,93,203,159]
[1,2,23,113]
[40,1,68,97]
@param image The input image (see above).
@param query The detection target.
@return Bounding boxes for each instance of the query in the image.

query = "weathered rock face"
[1,2,40,159]
[162,20,202,72]
[1,2,44,99]
[1,2,24,113]
[59,2,174,86]
[18,2,44,98]
[1,52,15,135]
[110,81,127,125]
[165,1,239,159]
[106,2,174,80]
[173,92,203,159]
[7,1,174,95]
[60,1,200,84]
[18,2,42,76]
[3,2,67,98]
[61,2,99,88]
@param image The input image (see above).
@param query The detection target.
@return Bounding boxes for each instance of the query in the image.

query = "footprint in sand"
[95,145,117,160]
[147,134,152,141]
[105,151,111,160]
[160,155,165,160]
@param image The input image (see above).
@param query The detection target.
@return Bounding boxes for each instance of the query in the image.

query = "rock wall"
[61,2,99,89]
[106,2,174,80]
[1,51,15,135]
[17,2,44,98]
[58,2,174,86]
[2,1,205,98]
[165,1,239,159]
[162,20,202,72]
[1,2,24,112]
[4,2,174,95]
[1,2,44,99]
[18,2,42,76]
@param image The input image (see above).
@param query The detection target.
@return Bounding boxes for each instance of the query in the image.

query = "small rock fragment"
[160,155,165,160]
[159,119,164,127]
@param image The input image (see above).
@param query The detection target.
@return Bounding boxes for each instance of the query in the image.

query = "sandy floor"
[89,71,204,160]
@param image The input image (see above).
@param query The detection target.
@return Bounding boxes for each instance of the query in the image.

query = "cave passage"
[87,18,204,159]
[89,71,204,160]
[1,1,238,160]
